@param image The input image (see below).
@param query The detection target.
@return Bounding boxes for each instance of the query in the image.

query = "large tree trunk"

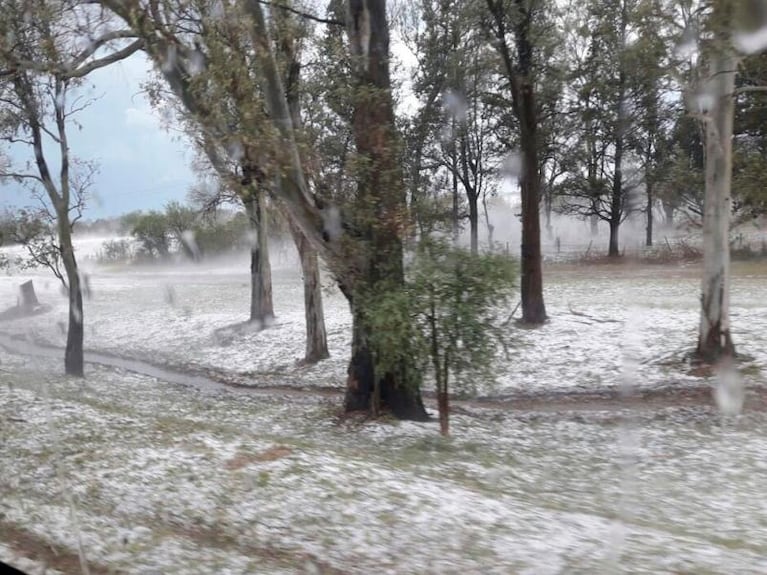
[344,306,428,420]
[607,0,629,259]
[519,121,546,323]
[608,219,620,257]
[291,224,329,364]
[646,182,654,247]
[244,189,274,325]
[697,48,736,362]
[489,0,547,324]
[58,218,84,377]
[468,194,479,254]
[342,0,427,418]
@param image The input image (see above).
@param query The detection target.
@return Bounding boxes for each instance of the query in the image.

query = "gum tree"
[0,0,142,375]
[695,0,767,360]
[99,0,428,418]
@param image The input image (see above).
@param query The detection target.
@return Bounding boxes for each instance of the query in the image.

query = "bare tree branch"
[66,39,144,78]
[71,30,139,68]
[734,85,767,95]
[257,0,345,27]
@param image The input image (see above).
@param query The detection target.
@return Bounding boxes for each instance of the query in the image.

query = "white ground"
[2,238,767,573]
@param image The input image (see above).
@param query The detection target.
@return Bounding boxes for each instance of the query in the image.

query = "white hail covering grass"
[1,238,767,572]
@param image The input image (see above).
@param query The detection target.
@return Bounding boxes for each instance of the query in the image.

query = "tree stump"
[19,280,40,308]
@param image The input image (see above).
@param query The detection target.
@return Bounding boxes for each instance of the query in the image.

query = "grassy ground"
[2,255,767,573]
[2,348,767,574]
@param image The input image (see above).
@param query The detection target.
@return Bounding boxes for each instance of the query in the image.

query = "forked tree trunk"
[291,224,329,363]
[245,190,274,325]
[697,49,736,362]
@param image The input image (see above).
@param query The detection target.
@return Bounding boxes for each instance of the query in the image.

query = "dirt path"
[3,330,763,417]
[1,523,115,575]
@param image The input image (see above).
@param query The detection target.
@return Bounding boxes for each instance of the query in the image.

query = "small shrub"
[98,239,134,264]
[364,238,516,435]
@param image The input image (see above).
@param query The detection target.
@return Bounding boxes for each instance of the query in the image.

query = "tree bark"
[244,189,274,325]
[279,30,330,365]
[646,182,654,247]
[343,0,428,418]
[468,195,479,255]
[516,5,547,324]
[608,219,620,257]
[487,0,546,324]
[58,215,84,377]
[291,224,329,363]
[344,306,428,420]
[697,47,736,361]
[608,1,628,259]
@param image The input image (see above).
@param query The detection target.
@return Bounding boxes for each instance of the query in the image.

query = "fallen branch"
[503,300,522,326]
[568,304,622,324]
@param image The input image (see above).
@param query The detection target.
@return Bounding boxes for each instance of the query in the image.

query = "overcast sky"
[0,53,195,220]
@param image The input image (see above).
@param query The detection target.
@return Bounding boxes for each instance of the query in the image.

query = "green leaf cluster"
[362,238,516,399]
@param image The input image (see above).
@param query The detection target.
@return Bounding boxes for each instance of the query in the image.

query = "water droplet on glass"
[675,26,698,59]
[714,360,745,416]
[502,152,523,181]
[181,230,200,260]
[322,205,343,241]
[188,50,205,76]
[210,0,225,19]
[245,230,258,249]
[439,123,454,144]
[227,140,244,162]
[442,89,467,124]
[161,44,177,74]
[733,26,767,55]
[164,285,176,306]
[693,92,715,115]
[78,271,92,299]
